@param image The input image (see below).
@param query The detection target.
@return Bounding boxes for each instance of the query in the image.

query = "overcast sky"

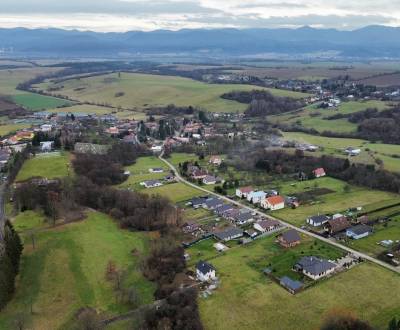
[0,0,399,32]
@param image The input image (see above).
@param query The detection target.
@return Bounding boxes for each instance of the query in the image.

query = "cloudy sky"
[0,0,399,32]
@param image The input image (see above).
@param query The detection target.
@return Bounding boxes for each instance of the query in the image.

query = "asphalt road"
[159,153,400,275]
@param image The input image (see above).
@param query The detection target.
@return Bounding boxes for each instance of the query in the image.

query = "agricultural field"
[47,103,112,115]
[0,67,62,96]
[11,93,72,111]
[282,132,400,173]
[270,100,389,134]
[16,152,71,182]
[273,177,397,226]
[0,211,155,330]
[35,72,309,113]
[0,122,32,137]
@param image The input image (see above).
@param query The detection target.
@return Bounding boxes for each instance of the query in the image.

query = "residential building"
[346,225,373,240]
[196,261,216,282]
[313,167,326,178]
[254,219,281,233]
[261,195,285,211]
[203,175,218,185]
[277,229,301,248]
[209,155,222,166]
[234,212,253,225]
[213,228,243,242]
[295,256,336,280]
[247,191,267,204]
[236,186,253,199]
[149,168,164,173]
[325,217,351,235]
[306,215,330,227]
[141,180,163,188]
[190,197,207,209]
[204,197,224,210]
[40,141,54,152]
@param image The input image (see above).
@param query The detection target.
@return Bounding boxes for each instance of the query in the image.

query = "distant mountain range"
[1,25,400,59]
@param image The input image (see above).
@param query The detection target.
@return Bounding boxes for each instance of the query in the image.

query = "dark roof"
[347,224,372,235]
[205,197,223,209]
[214,228,243,240]
[296,256,336,276]
[257,219,280,229]
[191,197,206,206]
[236,212,253,222]
[308,215,329,225]
[216,204,234,214]
[327,217,351,233]
[280,229,301,244]
[196,261,215,274]
[280,276,303,291]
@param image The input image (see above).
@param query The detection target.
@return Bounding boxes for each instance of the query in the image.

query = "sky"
[0,0,399,32]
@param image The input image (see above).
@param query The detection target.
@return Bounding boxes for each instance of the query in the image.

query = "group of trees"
[0,221,23,310]
[235,149,400,194]
[221,90,305,117]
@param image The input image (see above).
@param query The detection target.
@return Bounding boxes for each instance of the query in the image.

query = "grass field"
[271,100,389,134]
[11,93,72,110]
[345,215,400,257]
[199,259,400,329]
[283,132,400,173]
[0,122,32,137]
[37,72,309,113]
[0,211,155,329]
[142,182,201,203]
[16,152,71,182]
[273,177,397,225]
[49,103,112,115]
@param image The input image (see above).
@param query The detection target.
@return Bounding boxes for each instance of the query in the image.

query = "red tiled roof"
[266,195,284,206]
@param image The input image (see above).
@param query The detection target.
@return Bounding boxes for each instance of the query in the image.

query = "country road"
[159,153,400,275]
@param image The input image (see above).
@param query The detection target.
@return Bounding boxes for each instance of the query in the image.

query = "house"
[215,204,234,216]
[203,175,218,185]
[325,216,351,235]
[40,141,54,152]
[261,195,285,211]
[295,256,336,280]
[247,191,267,204]
[234,212,254,225]
[191,169,208,180]
[307,215,330,227]
[0,149,11,165]
[106,126,119,135]
[280,276,303,294]
[357,215,369,224]
[196,261,216,282]
[149,168,164,173]
[40,124,52,132]
[345,147,361,156]
[122,134,138,144]
[313,168,326,178]
[141,180,163,188]
[236,186,253,199]
[151,144,163,153]
[190,197,207,209]
[213,228,243,242]
[254,219,281,233]
[277,229,301,248]
[346,225,373,240]
[209,155,222,166]
[182,221,199,234]
[244,229,258,238]
[204,197,224,210]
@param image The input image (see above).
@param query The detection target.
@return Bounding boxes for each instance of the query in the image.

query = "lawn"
[142,182,202,203]
[271,100,389,134]
[49,103,113,115]
[282,132,400,173]
[16,152,71,182]
[273,177,397,225]
[0,211,155,330]
[37,72,309,113]
[199,260,400,330]
[11,93,72,111]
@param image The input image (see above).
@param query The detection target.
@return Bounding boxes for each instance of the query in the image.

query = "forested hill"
[1,25,400,58]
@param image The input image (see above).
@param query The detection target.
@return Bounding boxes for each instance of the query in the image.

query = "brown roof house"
[277,229,301,248]
[325,216,351,235]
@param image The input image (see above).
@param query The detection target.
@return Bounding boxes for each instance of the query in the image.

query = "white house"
[236,186,253,199]
[151,144,163,153]
[306,215,330,227]
[261,195,285,211]
[141,180,163,188]
[40,141,54,152]
[253,219,281,233]
[247,191,267,204]
[196,261,216,282]
[40,124,52,132]
[295,256,336,280]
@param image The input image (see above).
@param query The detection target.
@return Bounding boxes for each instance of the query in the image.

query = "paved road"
[159,153,400,275]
